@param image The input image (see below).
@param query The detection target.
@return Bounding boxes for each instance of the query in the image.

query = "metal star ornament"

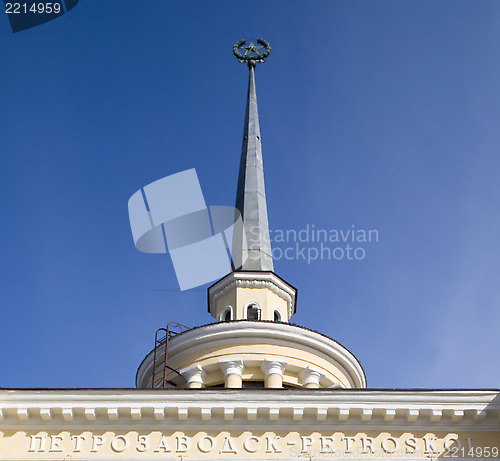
[244,42,263,56]
[233,38,271,68]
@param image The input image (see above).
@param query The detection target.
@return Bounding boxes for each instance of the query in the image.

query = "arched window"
[246,303,261,320]
[274,309,281,322]
[220,306,232,322]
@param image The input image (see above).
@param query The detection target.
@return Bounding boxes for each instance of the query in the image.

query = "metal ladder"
[152,321,191,389]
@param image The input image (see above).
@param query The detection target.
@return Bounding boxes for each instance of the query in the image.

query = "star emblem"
[243,42,263,56]
[233,38,271,66]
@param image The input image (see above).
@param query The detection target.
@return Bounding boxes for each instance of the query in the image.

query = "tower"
[135,40,366,391]
[1,39,498,461]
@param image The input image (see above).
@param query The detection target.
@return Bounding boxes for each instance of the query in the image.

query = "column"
[180,364,206,389]
[220,359,244,388]
[299,366,323,389]
[261,359,287,388]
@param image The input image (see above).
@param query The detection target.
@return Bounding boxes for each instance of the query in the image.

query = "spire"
[233,39,273,271]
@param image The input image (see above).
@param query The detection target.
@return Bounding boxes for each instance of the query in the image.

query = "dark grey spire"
[233,39,274,271]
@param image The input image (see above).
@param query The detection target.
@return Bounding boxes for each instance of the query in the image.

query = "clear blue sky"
[1,1,499,389]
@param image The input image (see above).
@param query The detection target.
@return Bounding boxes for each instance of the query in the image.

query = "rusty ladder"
[152,321,191,389]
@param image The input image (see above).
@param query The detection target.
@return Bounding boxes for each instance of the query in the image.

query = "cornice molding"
[1,389,499,431]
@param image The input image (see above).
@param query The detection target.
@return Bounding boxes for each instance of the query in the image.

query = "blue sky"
[1,1,499,389]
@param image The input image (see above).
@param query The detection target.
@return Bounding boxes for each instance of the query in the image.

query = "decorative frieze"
[1,390,499,430]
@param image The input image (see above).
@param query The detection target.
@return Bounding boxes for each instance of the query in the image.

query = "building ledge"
[1,388,499,430]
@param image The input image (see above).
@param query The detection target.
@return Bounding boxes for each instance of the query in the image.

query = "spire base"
[208,271,297,322]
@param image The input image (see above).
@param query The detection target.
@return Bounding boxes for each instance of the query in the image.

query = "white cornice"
[0,389,499,431]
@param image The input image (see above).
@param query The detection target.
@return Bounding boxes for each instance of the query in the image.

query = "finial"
[233,38,271,69]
